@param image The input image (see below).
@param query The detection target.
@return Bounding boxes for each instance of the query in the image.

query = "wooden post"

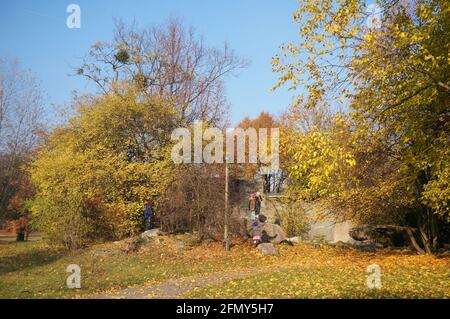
[224,157,230,251]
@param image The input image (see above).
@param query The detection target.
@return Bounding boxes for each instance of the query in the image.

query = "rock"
[260,223,287,244]
[257,243,279,256]
[287,236,301,244]
[244,218,258,231]
[92,248,114,257]
[349,225,373,241]
[351,239,382,252]
[141,228,162,239]
[122,237,141,254]
[244,218,287,244]
[349,225,411,247]
[337,241,353,249]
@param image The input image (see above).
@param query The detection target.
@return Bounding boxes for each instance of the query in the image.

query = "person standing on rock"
[144,200,153,230]
[255,191,263,218]
[248,192,256,220]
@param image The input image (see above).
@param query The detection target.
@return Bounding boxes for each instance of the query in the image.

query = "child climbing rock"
[255,191,263,218]
[251,220,262,247]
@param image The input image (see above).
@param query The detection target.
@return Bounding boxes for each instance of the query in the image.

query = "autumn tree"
[76,18,248,126]
[279,104,333,173]
[273,0,449,253]
[0,58,45,235]
[29,85,243,248]
[5,174,35,241]
[235,111,279,178]
[157,163,227,238]
[30,18,248,249]
[29,88,178,249]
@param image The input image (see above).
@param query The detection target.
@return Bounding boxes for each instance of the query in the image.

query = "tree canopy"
[274,0,449,253]
[29,90,178,248]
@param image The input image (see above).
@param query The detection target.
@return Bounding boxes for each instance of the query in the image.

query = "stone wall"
[231,174,353,243]
[261,196,353,243]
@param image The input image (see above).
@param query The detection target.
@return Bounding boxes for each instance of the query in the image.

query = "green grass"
[0,237,256,298]
[1,237,449,299]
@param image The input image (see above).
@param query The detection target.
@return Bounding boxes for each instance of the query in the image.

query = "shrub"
[279,201,310,238]
[29,90,178,248]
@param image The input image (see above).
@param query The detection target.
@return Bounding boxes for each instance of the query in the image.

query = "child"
[251,220,261,247]
[248,192,256,220]
[255,191,263,218]
[253,234,261,247]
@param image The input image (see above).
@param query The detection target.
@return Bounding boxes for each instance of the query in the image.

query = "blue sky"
[0,0,300,125]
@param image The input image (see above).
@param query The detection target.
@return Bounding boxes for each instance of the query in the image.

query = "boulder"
[349,225,373,241]
[244,218,258,232]
[257,243,279,256]
[121,237,141,254]
[244,218,287,244]
[287,236,301,244]
[260,223,287,244]
[351,239,382,252]
[349,225,411,247]
[141,228,162,239]
[91,247,115,257]
[334,240,352,249]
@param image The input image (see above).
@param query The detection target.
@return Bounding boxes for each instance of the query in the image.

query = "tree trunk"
[406,227,425,255]
[16,229,25,242]
[430,213,439,250]
[413,172,436,255]
[418,212,433,255]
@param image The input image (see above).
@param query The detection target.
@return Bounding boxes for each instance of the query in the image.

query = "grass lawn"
[0,236,449,299]
[0,235,264,298]
[183,259,450,298]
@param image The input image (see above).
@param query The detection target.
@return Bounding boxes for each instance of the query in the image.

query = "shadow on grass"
[0,242,65,276]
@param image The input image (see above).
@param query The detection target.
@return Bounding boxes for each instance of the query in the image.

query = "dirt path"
[92,265,281,299]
